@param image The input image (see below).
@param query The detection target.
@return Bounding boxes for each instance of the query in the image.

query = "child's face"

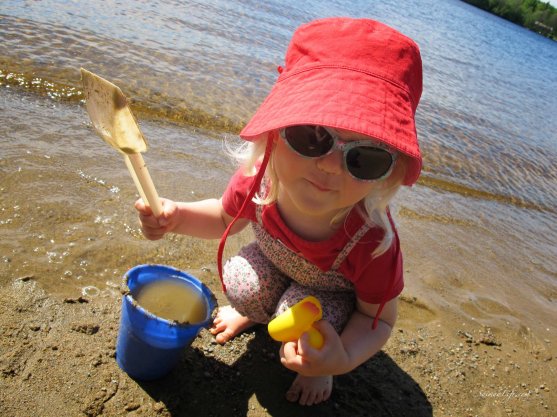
[273,127,386,222]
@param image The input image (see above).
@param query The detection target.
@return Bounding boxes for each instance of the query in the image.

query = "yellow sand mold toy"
[267,296,324,349]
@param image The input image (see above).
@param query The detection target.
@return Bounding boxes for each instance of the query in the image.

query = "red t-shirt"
[222,168,403,305]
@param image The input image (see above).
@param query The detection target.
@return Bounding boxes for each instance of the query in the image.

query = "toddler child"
[136,17,423,406]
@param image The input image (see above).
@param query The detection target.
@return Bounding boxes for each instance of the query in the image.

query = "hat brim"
[240,67,422,185]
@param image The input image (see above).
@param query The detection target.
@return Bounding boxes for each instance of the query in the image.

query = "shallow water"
[0,0,556,341]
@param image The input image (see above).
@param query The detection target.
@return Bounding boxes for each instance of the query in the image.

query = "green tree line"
[462,0,557,40]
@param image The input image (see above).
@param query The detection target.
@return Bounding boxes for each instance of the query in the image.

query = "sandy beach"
[1,1,556,415]
[0,274,553,417]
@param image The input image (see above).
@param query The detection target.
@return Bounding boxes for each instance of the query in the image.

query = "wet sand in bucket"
[135,278,207,324]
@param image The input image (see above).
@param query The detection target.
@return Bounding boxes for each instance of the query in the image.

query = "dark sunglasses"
[279,125,397,181]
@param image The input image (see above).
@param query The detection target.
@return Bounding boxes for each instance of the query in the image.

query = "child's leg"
[210,242,290,343]
[224,241,291,322]
[276,284,355,332]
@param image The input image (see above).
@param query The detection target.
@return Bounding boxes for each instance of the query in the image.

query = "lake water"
[1,0,556,342]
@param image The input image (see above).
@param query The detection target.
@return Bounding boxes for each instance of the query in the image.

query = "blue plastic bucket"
[116,264,217,380]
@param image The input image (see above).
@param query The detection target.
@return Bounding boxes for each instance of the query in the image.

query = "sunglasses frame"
[279,126,397,182]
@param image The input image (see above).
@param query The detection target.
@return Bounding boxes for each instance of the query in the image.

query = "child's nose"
[315,150,343,175]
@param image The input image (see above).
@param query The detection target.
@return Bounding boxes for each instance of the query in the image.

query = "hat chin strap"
[216,133,274,292]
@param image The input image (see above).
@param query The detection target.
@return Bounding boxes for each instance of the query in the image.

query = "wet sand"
[0,274,554,417]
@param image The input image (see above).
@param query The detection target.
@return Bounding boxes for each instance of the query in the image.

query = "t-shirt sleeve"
[352,232,404,304]
[221,167,257,219]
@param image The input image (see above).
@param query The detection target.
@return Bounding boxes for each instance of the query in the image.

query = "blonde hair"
[227,132,407,258]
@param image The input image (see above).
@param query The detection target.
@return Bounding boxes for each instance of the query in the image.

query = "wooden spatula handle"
[124,155,148,204]
[126,153,163,217]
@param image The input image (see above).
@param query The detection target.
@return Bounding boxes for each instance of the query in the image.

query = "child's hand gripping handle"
[267,296,324,349]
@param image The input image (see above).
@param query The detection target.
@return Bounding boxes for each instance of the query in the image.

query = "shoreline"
[461,0,557,41]
[0,276,553,416]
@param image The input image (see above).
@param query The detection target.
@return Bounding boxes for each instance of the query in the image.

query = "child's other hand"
[135,197,177,240]
[279,320,350,377]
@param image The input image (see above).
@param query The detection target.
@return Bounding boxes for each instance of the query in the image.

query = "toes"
[215,329,234,344]
[285,383,301,403]
[208,307,230,334]
[308,392,321,406]
[313,389,326,405]
[299,388,317,406]
[209,320,225,335]
[286,375,332,406]
[207,306,256,344]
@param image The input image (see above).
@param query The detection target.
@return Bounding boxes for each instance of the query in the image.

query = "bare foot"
[209,305,256,344]
[285,374,333,406]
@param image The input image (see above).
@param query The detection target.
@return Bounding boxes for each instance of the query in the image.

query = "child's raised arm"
[135,197,249,240]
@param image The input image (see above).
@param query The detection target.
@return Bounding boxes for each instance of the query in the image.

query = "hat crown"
[283,18,423,113]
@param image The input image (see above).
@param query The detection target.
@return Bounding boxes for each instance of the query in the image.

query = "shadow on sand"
[137,327,432,417]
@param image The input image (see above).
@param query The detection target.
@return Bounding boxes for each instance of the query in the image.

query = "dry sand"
[0,275,554,417]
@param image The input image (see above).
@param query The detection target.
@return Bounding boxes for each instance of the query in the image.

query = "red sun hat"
[240,17,423,186]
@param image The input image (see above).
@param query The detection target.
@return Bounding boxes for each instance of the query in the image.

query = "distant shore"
[462,0,556,40]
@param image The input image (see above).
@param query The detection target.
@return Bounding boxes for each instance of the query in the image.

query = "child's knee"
[277,287,355,333]
[223,255,259,304]
[222,254,271,322]
[223,246,289,323]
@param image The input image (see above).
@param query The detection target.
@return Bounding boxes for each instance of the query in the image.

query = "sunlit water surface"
[0,0,555,341]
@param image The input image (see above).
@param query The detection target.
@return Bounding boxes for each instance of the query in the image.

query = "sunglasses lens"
[346,147,393,180]
[283,125,394,181]
[284,126,333,157]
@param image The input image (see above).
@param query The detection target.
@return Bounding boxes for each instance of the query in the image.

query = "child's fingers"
[134,198,175,240]
[134,198,152,215]
[135,197,171,218]
[297,331,318,357]
[138,211,160,229]
[280,341,304,368]
[137,220,162,239]
[135,198,173,224]
[312,320,336,339]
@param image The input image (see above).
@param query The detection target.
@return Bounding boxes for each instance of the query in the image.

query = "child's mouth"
[307,179,331,192]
